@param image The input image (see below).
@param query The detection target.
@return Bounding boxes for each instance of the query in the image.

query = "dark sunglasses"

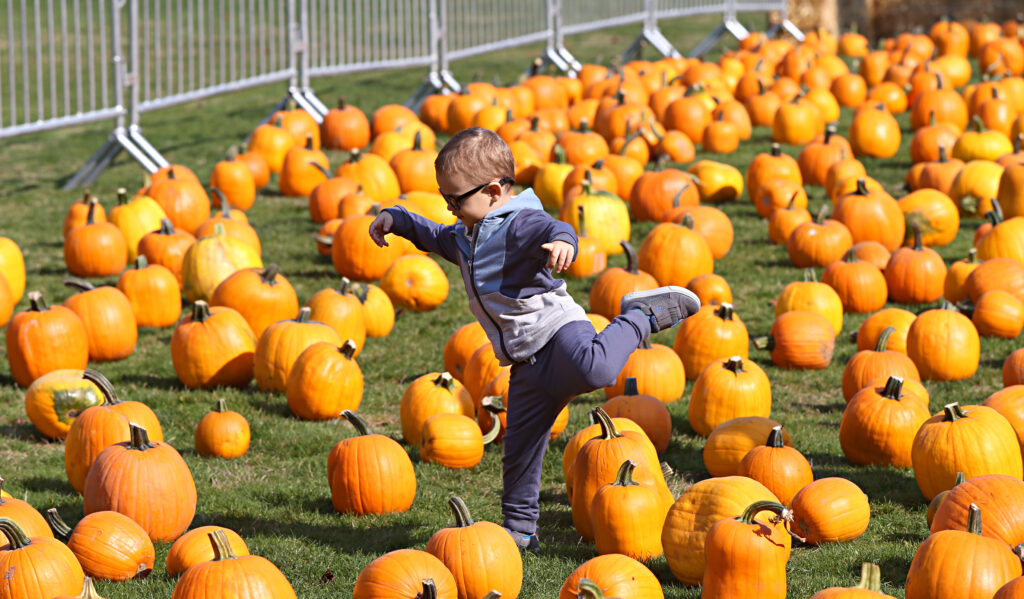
[440,176,514,210]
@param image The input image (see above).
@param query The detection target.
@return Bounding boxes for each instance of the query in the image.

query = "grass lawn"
[0,12,1011,599]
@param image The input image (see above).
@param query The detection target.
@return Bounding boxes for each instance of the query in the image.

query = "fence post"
[64,0,167,190]
[532,0,580,76]
[406,0,460,110]
[622,0,681,62]
[689,0,749,57]
[767,0,806,40]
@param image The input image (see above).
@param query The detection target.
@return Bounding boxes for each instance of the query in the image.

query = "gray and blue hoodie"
[383,189,590,366]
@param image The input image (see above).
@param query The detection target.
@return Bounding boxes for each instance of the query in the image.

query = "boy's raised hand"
[541,240,575,273]
[368,212,394,247]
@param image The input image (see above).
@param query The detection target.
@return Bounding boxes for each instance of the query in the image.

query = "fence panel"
[0,0,125,138]
[444,0,549,62]
[733,0,785,15]
[305,0,435,77]
[560,0,646,36]
[657,0,727,19]
[134,0,296,114]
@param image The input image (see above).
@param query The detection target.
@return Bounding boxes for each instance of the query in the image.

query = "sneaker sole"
[622,286,702,316]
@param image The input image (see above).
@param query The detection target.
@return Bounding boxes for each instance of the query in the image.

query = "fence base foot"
[63,126,168,190]
[406,70,460,111]
[623,27,681,63]
[531,45,581,77]
[689,17,749,57]
[767,18,805,41]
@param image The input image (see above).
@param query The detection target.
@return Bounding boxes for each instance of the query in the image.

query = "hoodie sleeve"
[508,209,579,262]
[382,206,461,265]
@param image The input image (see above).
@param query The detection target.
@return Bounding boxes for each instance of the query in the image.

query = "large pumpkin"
[117,256,181,328]
[0,517,84,598]
[689,356,771,438]
[790,477,871,544]
[674,302,749,381]
[7,289,90,387]
[930,474,1024,547]
[329,411,416,515]
[840,376,931,468]
[170,530,296,599]
[210,264,299,338]
[170,301,257,389]
[559,555,664,599]
[165,526,249,576]
[352,549,457,599]
[905,306,979,381]
[0,478,52,539]
[62,278,138,363]
[637,217,715,287]
[180,224,263,303]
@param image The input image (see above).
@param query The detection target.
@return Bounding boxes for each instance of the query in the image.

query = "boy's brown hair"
[435,127,515,182]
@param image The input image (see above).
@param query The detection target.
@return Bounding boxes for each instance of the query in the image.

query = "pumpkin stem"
[64,277,97,293]
[752,334,774,350]
[723,356,744,373]
[552,145,567,164]
[418,579,438,599]
[191,300,213,323]
[128,423,156,451]
[259,264,281,285]
[672,182,692,209]
[803,268,816,282]
[45,508,73,540]
[337,277,353,294]
[309,162,333,179]
[295,306,312,323]
[954,471,966,486]
[591,407,622,439]
[966,247,978,264]
[158,218,176,235]
[911,223,923,250]
[209,188,230,215]
[942,402,968,422]
[341,410,373,436]
[0,517,32,550]
[27,290,48,311]
[612,460,640,487]
[623,377,639,396]
[85,197,99,225]
[937,144,948,163]
[134,255,149,269]
[339,339,358,359]
[855,563,883,591]
[971,115,984,132]
[433,372,455,390]
[785,190,799,210]
[208,529,238,561]
[737,500,788,524]
[82,369,121,405]
[621,241,638,274]
[765,425,785,448]
[481,411,501,444]
[447,496,475,527]
[874,326,896,352]
[681,213,695,230]
[881,376,904,400]
[481,395,506,414]
[116,187,129,205]
[577,205,588,238]
[639,338,652,349]
[967,503,983,535]
[716,302,734,320]
[313,234,334,246]
[78,577,103,599]
[575,579,606,599]
[348,148,363,163]
[0,477,5,504]
[770,142,781,157]
[855,178,869,196]
[814,203,830,224]
[213,398,228,413]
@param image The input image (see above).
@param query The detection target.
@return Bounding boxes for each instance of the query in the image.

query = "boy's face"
[437,170,512,229]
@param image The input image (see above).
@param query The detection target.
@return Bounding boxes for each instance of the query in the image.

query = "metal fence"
[0,0,797,188]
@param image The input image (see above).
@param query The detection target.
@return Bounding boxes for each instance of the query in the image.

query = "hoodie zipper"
[468,224,513,363]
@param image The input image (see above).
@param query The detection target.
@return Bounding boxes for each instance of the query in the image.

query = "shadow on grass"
[250,397,294,419]
[118,373,185,392]
[0,419,50,443]
[805,455,924,508]
[21,474,76,497]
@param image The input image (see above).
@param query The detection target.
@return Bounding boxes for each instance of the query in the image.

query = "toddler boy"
[368,127,699,551]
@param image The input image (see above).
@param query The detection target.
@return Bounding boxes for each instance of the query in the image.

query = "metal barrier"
[1,0,125,138]
[0,0,801,188]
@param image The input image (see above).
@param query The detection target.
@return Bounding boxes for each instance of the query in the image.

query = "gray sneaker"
[621,286,701,332]
[503,527,540,553]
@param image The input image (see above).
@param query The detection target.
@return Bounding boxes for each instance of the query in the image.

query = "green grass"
[0,13,1012,599]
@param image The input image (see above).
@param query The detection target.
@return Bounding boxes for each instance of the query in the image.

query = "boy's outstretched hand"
[541,240,575,273]
[368,212,394,247]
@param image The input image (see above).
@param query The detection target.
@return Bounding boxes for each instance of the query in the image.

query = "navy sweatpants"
[501,310,652,535]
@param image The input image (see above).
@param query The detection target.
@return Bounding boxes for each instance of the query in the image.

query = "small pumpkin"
[6,291,89,388]
[420,412,499,470]
[589,241,658,319]
[194,399,250,459]
[703,416,793,477]
[559,556,663,599]
[328,411,416,515]
[906,305,980,381]
[0,477,53,539]
[590,460,672,561]
[702,500,793,598]
[352,549,457,599]
[790,477,871,544]
[64,199,128,278]
[810,562,896,598]
[117,256,181,328]
[62,278,138,363]
[755,310,835,370]
[380,255,450,312]
[138,218,196,287]
[738,425,813,505]
[689,356,771,438]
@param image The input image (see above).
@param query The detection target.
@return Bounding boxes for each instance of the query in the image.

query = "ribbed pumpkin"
[193,192,261,255]
[400,372,473,446]
[420,413,498,470]
[588,241,658,319]
[912,403,1023,500]
[46,509,154,581]
[425,497,522,599]
[64,191,107,238]
[23,369,107,441]
[905,505,1022,599]
[702,501,793,599]
[138,219,196,287]
[254,307,341,392]
[443,322,489,384]
[170,530,296,599]
[278,135,329,197]
[146,168,211,234]
[117,256,181,328]
[885,226,947,304]
[109,188,167,262]
[930,474,1024,546]
[380,255,449,312]
[951,159,1005,216]
[687,273,733,306]
[840,376,932,468]
[834,179,905,251]
[0,517,84,598]
[849,103,902,158]
[305,278,367,358]
[810,562,897,598]
[602,378,672,452]
[637,217,714,288]
[209,149,257,211]
[322,97,370,150]
[64,371,164,494]
[689,356,771,438]
[906,305,979,381]
[64,200,129,278]
[822,250,887,313]
[602,340,685,404]
[330,212,405,282]
[944,248,981,303]
[973,289,1024,338]
[559,175,631,256]
[775,269,844,335]
[83,424,196,542]
[285,341,363,421]
[209,264,298,338]
[180,224,263,303]
[842,327,921,401]
[978,210,1024,265]
[984,386,1024,457]
[194,399,250,459]
[62,278,137,363]
[590,460,672,561]
[1005,349,1024,386]
[787,205,854,268]
[965,257,1024,305]
[333,149,401,203]
[329,410,416,515]
[740,423,813,504]
[569,409,668,542]
[352,549,457,599]
[756,310,835,370]
[899,188,960,247]
[0,478,52,539]
[170,301,256,389]
[165,526,249,576]
[560,557,663,599]
[703,415,794,477]
[790,477,871,544]
[661,475,780,585]
[674,303,749,381]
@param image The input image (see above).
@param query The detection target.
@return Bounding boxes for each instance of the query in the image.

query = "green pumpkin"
[24,369,107,440]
